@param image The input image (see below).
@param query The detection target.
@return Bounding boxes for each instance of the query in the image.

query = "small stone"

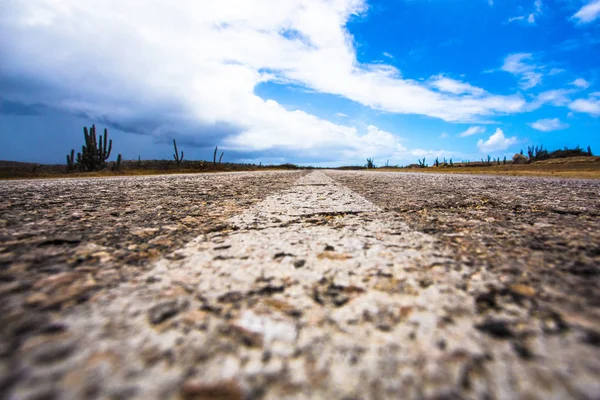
[180,379,243,400]
[293,259,306,268]
[181,216,199,225]
[91,251,112,263]
[148,298,189,325]
[510,284,536,297]
[25,292,49,307]
[475,319,513,339]
[131,227,160,238]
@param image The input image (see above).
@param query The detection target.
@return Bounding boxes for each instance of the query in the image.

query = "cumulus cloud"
[572,0,600,24]
[501,53,543,89]
[458,126,486,137]
[439,132,449,139]
[569,97,600,116]
[571,78,590,88]
[530,118,569,131]
[0,0,531,163]
[477,128,518,152]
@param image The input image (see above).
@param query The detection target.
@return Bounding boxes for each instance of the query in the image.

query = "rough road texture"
[1,170,600,399]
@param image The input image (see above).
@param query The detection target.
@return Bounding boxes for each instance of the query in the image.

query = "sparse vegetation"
[66,124,113,172]
[523,145,593,162]
[366,158,375,168]
[173,139,184,165]
[112,154,122,171]
[214,146,224,167]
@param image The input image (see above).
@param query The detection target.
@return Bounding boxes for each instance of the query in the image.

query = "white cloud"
[548,68,565,76]
[508,16,526,23]
[501,53,542,89]
[428,75,486,96]
[439,132,449,139]
[336,112,348,117]
[572,0,600,24]
[569,97,600,116]
[571,78,590,88]
[530,118,569,131]
[477,128,518,152]
[458,126,486,137]
[382,52,393,59]
[508,1,542,25]
[0,0,532,164]
[534,89,573,107]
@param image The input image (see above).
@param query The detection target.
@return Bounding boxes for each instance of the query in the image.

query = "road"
[1,170,599,399]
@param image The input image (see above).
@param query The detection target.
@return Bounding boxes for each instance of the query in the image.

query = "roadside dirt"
[1,170,599,399]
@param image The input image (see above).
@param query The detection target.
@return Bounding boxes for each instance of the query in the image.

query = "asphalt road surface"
[1,170,599,399]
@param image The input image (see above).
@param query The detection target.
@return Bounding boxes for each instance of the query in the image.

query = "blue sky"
[1,0,599,166]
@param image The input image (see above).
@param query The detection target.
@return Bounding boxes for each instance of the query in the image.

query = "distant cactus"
[435,157,439,167]
[173,139,184,165]
[219,151,224,165]
[417,157,427,168]
[66,149,76,171]
[76,125,113,171]
[366,158,375,169]
[112,154,122,171]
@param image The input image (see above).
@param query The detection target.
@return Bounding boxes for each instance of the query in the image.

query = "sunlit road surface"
[1,170,599,399]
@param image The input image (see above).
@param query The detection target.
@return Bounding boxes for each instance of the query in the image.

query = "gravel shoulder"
[1,170,599,399]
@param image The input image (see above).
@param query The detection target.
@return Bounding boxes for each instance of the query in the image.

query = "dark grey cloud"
[0,100,43,116]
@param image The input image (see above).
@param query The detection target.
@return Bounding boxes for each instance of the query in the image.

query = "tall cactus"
[66,149,76,171]
[173,139,184,164]
[76,124,112,171]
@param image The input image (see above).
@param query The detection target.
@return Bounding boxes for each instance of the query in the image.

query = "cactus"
[449,158,453,166]
[173,139,183,165]
[366,158,375,169]
[137,155,142,168]
[66,149,76,171]
[112,154,122,171]
[435,157,439,167]
[74,125,113,171]
[213,146,219,167]
[219,151,224,165]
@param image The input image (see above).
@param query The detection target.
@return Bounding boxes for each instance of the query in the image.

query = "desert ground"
[1,170,599,399]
